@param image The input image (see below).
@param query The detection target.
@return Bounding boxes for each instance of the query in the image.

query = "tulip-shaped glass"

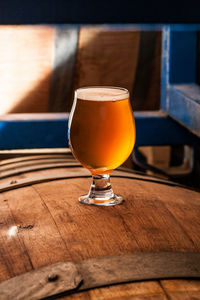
[69,87,136,206]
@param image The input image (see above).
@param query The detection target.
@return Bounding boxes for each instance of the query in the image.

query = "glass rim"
[75,86,129,101]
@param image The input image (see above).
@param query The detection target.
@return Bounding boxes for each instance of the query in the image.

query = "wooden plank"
[33,177,199,263]
[0,154,72,166]
[49,27,79,112]
[34,178,141,261]
[0,167,88,193]
[67,279,200,300]
[0,158,75,172]
[0,167,186,194]
[2,186,71,273]
[74,27,140,102]
[133,31,161,111]
[137,180,200,250]
[0,26,54,114]
[75,281,167,300]
[0,193,33,282]
[160,280,200,300]
[0,162,81,180]
[113,179,199,252]
[161,190,200,249]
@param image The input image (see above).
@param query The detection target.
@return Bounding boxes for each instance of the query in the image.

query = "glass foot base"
[79,194,123,206]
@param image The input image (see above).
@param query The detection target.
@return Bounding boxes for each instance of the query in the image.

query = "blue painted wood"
[0,113,199,150]
[0,115,69,150]
[161,26,200,137]
[167,84,200,137]
[134,111,200,147]
[161,26,170,111]
[169,31,197,83]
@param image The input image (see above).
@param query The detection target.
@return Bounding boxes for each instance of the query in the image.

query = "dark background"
[0,0,200,24]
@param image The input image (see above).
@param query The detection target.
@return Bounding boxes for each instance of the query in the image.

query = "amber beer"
[69,87,136,175]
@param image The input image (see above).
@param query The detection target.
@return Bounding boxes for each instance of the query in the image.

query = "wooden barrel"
[0,152,200,299]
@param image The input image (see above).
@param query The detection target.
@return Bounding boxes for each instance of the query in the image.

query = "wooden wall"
[0,26,53,114]
[0,25,161,114]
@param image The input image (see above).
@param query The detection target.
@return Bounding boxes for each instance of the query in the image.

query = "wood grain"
[74,27,140,102]
[0,158,199,298]
[160,279,200,300]
[34,178,140,261]
[2,252,199,299]
[49,27,79,112]
[0,25,54,113]
[0,262,82,300]
[67,281,168,300]
[0,193,33,282]
[133,31,161,111]
[0,26,162,113]
[1,186,71,272]
[139,180,200,249]
[34,176,200,261]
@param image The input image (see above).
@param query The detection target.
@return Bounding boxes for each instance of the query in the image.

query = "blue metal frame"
[0,112,199,150]
[161,25,200,137]
[0,24,200,150]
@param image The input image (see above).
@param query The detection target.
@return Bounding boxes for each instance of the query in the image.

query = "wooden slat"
[114,179,199,252]
[49,27,79,112]
[1,186,72,274]
[0,26,163,114]
[141,180,200,250]
[33,177,200,261]
[0,26,54,114]
[0,158,75,173]
[0,166,187,193]
[0,154,72,167]
[68,281,167,300]
[0,193,33,282]
[133,31,161,110]
[64,279,200,299]
[34,178,140,261]
[0,162,81,180]
[74,27,140,102]
[161,280,200,300]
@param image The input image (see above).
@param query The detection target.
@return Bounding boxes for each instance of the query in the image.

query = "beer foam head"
[76,87,129,101]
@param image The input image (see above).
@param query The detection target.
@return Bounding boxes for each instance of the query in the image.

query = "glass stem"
[88,174,114,200]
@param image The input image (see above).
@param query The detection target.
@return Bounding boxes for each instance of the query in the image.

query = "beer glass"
[69,87,136,206]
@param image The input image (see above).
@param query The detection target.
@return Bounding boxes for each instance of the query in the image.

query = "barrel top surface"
[0,155,200,298]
